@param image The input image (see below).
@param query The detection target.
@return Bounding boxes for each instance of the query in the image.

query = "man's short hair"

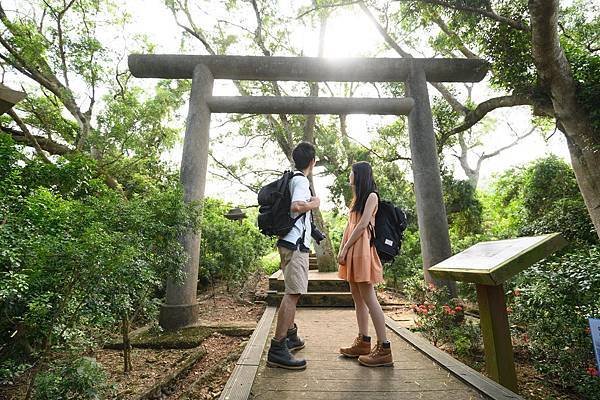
[292,142,316,170]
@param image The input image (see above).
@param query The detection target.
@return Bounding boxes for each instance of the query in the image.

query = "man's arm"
[290,176,320,213]
[291,196,320,213]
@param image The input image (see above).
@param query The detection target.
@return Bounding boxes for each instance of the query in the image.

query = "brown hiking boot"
[358,341,393,367]
[340,334,371,358]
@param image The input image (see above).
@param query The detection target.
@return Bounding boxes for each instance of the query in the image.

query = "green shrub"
[482,155,597,245]
[384,229,422,289]
[199,199,273,289]
[259,251,281,275]
[443,175,483,237]
[0,134,199,384]
[511,246,600,398]
[410,282,480,354]
[33,357,114,400]
[322,211,347,255]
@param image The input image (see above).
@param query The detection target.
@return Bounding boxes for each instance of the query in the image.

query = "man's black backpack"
[257,171,305,237]
[369,198,408,263]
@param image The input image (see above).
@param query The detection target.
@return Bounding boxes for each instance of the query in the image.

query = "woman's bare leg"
[349,282,369,336]
[357,282,387,343]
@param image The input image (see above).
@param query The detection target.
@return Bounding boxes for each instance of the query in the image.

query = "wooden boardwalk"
[250,308,487,399]
[221,307,522,400]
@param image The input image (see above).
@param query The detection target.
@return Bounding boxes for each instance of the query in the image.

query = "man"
[266,142,320,370]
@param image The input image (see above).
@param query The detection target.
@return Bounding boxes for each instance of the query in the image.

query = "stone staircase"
[309,252,318,270]
[266,269,353,307]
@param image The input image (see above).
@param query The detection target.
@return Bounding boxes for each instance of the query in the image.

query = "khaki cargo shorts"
[278,247,309,295]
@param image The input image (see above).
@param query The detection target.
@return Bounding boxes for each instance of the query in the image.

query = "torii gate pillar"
[159,65,214,330]
[406,65,456,294]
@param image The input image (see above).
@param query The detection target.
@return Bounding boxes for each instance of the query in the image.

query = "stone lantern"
[0,83,26,115]
[224,207,247,224]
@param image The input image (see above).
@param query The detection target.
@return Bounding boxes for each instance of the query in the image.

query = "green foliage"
[33,357,114,400]
[443,174,483,237]
[199,199,273,288]
[259,251,281,276]
[0,135,199,388]
[322,211,347,255]
[409,282,481,355]
[511,246,600,397]
[384,229,421,288]
[482,155,597,245]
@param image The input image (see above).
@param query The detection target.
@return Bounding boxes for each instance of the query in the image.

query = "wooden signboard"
[429,233,567,285]
[429,233,567,394]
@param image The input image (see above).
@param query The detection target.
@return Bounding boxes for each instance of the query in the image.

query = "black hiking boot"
[267,337,307,370]
[286,323,305,352]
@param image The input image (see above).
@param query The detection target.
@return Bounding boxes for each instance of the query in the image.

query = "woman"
[337,161,392,367]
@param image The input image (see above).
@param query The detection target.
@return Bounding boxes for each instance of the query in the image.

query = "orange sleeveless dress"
[337,205,384,284]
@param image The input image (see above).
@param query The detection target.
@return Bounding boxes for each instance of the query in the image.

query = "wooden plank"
[221,365,258,400]
[253,378,470,392]
[490,233,567,284]
[259,366,450,380]
[219,306,276,400]
[251,390,485,400]
[296,349,426,362]
[476,284,518,392]
[429,233,567,285]
[237,306,276,366]
[385,316,522,400]
[256,359,436,372]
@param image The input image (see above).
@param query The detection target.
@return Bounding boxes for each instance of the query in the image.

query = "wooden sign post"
[429,233,568,393]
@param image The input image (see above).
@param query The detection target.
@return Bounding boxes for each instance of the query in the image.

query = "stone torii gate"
[128,55,488,330]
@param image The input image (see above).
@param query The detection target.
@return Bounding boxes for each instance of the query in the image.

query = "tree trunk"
[121,311,132,373]
[301,8,336,272]
[566,135,600,237]
[529,0,600,239]
[311,205,337,272]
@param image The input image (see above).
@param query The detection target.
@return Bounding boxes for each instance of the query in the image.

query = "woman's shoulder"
[367,192,379,203]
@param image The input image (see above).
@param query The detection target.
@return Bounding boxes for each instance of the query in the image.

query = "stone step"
[266,291,354,307]
[269,277,349,292]
[269,270,349,293]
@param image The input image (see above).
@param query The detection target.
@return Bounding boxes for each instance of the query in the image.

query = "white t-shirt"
[280,172,312,250]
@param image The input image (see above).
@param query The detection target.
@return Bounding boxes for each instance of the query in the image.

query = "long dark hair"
[350,161,378,215]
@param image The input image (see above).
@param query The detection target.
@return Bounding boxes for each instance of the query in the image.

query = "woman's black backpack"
[369,199,408,263]
[257,171,305,237]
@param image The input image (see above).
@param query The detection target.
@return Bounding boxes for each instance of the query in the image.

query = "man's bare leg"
[274,293,300,340]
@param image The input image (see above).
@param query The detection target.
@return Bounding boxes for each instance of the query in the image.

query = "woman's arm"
[338,192,378,263]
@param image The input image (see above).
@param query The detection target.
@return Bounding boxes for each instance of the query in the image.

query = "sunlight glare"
[322,11,382,58]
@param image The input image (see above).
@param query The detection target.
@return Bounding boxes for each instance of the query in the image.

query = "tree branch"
[296,1,361,19]
[431,15,480,59]
[394,0,529,31]
[359,1,469,115]
[450,93,533,135]
[6,110,52,163]
[1,124,72,156]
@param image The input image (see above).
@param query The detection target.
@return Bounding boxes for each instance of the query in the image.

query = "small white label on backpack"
[385,239,394,246]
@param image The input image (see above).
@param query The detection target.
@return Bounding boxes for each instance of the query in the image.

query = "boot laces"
[370,343,385,357]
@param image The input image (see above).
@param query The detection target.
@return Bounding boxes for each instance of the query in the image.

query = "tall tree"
[361,0,600,238]
[0,0,188,190]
